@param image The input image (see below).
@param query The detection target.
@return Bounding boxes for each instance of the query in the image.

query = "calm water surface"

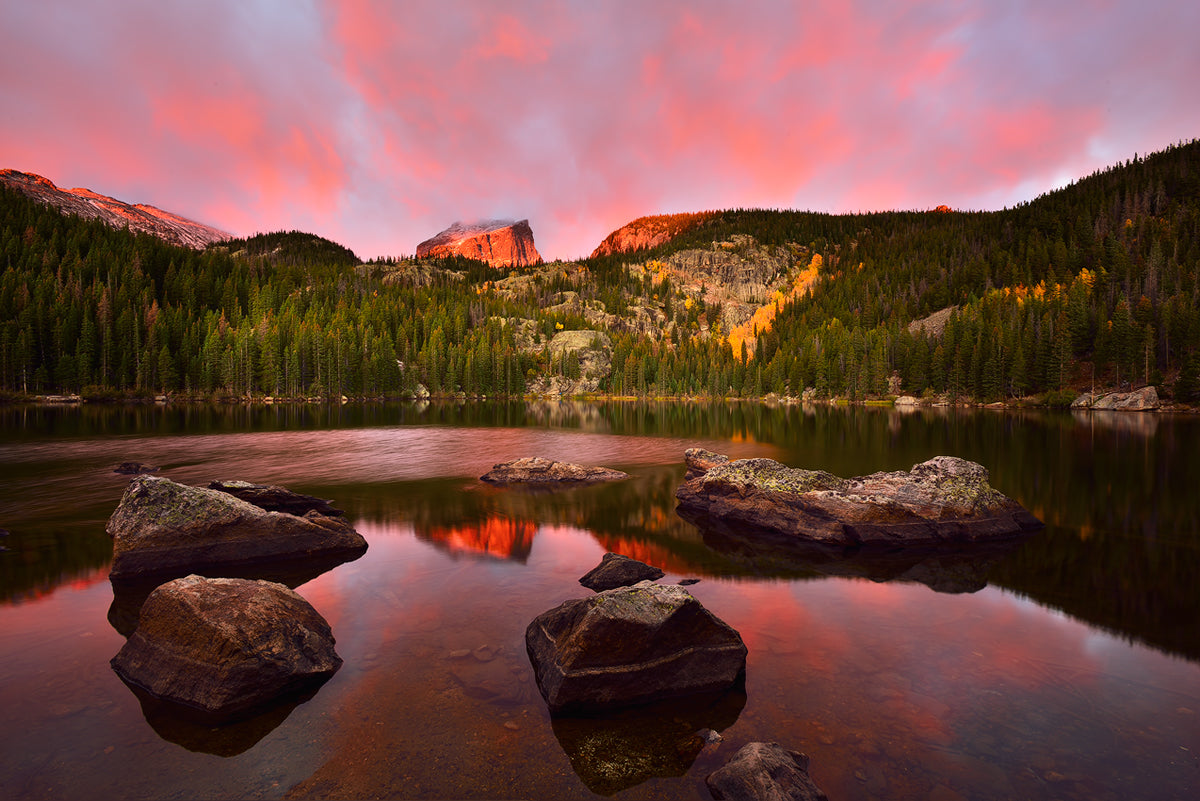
[1,401,1197,800]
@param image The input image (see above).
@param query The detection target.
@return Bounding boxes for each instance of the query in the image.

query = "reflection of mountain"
[418,517,537,561]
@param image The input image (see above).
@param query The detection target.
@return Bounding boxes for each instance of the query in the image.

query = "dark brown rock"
[675,449,1042,547]
[579,552,665,592]
[110,575,341,721]
[114,462,158,474]
[480,456,627,485]
[706,742,829,801]
[416,219,542,268]
[106,475,366,581]
[525,580,746,715]
[208,480,343,516]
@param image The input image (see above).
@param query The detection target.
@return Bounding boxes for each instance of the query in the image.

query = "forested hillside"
[2,139,1198,403]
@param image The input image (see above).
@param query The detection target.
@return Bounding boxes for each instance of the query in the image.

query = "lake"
[1,401,1197,800]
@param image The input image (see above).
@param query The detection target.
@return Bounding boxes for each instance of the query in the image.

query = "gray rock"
[525,581,746,715]
[480,456,627,485]
[110,575,341,721]
[106,475,366,581]
[208,480,343,516]
[579,552,665,592]
[893,395,921,407]
[676,449,1042,547]
[1091,385,1160,410]
[706,742,829,801]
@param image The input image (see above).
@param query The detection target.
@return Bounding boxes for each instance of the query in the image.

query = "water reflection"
[550,689,746,795]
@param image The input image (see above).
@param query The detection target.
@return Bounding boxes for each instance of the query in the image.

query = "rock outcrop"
[525,329,614,396]
[106,475,366,581]
[0,169,230,249]
[590,212,715,257]
[110,575,341,721]
[415,219,542,268]
[480,457,627,485]
[208,480,343,517]
[525,580,747,714]
[675,449,1042,547]
[706,742,829,801]
[578,552,665,592]
[1073,386,1160,411]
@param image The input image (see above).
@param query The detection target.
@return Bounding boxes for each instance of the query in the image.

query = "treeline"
[3,139,1200,403]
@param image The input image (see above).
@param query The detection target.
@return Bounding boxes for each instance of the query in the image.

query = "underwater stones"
[114,461,158,474]
[207,480,344,517]
[106,475,366,581]
[525,580,747,715]
[110,575,341,722]
[706,742,829,801]
[676,449,1042,548]
[480,456,628,485]
[578,552,664,592]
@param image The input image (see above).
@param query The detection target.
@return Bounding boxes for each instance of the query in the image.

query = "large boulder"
[706,742,829,801]
[110,575,342,721]
[676,449,1042,548]
[579,552,665,592]
[525,580,747,715]
[481,457,627,485]
[1092,385,1160,410]
[106,475,366,581]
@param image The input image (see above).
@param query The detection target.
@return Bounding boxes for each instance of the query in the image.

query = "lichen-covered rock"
[110,575,341,721]
[525,581,746,715]
[706,742,829,801]
[1091,385,1160,410]
[481,457,627,485]
[106,475,366,581]
[675,449,1041,547]
[208,480,344,517]
[578,552,665,592]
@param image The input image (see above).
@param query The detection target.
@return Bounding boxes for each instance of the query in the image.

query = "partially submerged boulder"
[114,461,158,474]
[706,742,829,801]
[110,575,342,721]
[579,552,664,592]
[208,480,343,516]
[106,475,366,581]
[481,457,627,485]
[676,449,1041,548]
[525,580,746,715]
[1072,386,1160,410]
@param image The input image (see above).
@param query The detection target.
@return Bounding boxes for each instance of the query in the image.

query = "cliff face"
[416,219,542,268]
[590,212,716,258]
[0,169,231,249]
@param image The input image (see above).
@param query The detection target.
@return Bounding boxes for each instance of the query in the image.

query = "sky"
[2,0,1198,262]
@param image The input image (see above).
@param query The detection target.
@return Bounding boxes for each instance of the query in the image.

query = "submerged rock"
[110,575,341,722]
[578,552,664,592]
[114,462,158,475]
[525,580,746,715]
[706,742,829,801]
[208,480,344,516]
[675,449,1042,548]
[106,475,366,581]
[480,457,628,485]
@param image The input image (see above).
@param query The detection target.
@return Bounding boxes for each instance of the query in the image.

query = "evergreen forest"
[2,139,1199,404]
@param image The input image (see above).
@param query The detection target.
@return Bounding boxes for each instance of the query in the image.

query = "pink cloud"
[1,0,1197,259]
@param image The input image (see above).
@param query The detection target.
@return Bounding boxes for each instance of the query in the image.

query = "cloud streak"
[2,0,1197,260]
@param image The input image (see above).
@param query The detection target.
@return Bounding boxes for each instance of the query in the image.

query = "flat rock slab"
[208,480,344,516]
[481,456,627,485]
[526,580,746,715]
[107,475,366,581]
[111,575,341,722]
[675,448,1042,548]
[579,552,665,592]
[706,742,829,801]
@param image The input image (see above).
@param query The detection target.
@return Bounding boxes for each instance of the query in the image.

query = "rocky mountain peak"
[0,169,231,249]
[415,218,542,268]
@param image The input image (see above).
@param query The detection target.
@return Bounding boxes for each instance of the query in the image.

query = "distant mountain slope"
[590,212,718,257]
[0,169,231,249]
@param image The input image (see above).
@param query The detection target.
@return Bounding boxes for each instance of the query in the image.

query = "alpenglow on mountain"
[415,219,542,268]
[0,169,231,249]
